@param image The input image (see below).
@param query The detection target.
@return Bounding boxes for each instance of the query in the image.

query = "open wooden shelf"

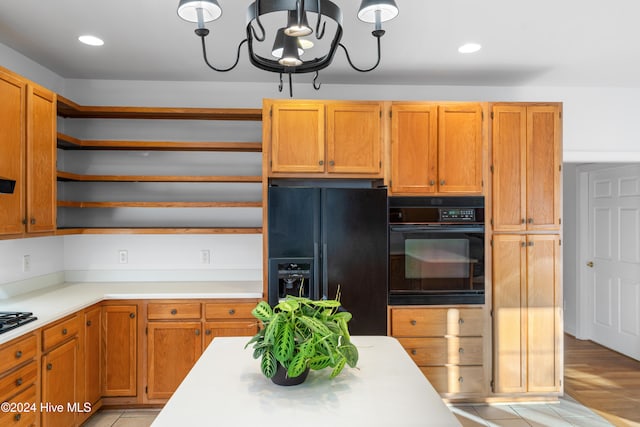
[57,171,262,183]
[55,227,263,235]
[57,133,262,152]
[57,96,262,121]
[58,201,262,208]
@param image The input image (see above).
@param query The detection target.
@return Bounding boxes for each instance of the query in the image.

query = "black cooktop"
[0,312,38,335]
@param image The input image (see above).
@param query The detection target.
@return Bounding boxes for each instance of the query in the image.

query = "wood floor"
[564,333,640,427]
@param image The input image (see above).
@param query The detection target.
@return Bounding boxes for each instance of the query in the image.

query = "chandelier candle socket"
[176,0,399,96]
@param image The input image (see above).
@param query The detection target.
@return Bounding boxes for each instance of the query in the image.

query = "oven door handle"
[390,225,485,233]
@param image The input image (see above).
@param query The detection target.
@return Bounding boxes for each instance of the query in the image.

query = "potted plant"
[245,295,359,386]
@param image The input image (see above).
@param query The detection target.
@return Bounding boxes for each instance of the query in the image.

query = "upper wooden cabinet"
[390,102,485,195]
[0,67,56,237]
[266,100,383,177]
[491,104,562,231]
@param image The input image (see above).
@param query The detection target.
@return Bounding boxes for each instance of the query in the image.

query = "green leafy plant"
[245,295,359,380]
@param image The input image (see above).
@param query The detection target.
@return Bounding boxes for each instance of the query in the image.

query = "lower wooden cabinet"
[102,305,137,397]
[42,335,79,427]
[389,306,487,398]
[80,306,102,424]
[0,384,38,427]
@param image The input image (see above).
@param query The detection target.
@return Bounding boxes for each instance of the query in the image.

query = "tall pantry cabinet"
[0,66,56,237]
[490,103,563,395]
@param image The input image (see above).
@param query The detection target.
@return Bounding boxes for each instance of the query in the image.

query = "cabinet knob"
[319,160,324,165]
[528,218,534,224]
[440,180,445,186]
[30,218,36,225]
[195,329,201,336]
[14,414,21,422]
[411,349,417,355]
[171,309,177,315]
[15,377,23,386]
[205,329,212,336]
[47,363,53,371]
[228,309,236,315]
[586,261,594,268]
[329,160,335,166]
[459,347,464,354]
[86,320,92,326]
[458,376,464,383]
[429,180,435,186]
[22,219,27,225]
[528,241,534,246]
[458,318,465,325]
[62,328,68,335]
[521,218,526,224]
[129,312,136,319]
[410,320,417,326]
[15,350,22,359]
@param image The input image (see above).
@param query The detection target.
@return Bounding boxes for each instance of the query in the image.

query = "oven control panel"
[438,208,476,222]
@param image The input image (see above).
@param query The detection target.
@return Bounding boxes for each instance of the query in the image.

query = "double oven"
[388,196,485,305]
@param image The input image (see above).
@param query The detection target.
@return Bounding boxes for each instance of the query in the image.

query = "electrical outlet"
[201,250,211,265]
[118,250,128,264]
[22,255,31,272]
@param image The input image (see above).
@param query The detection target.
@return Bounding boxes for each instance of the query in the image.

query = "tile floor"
[83,395,613,427]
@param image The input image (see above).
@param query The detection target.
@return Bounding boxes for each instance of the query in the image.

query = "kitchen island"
[152,336,461,426]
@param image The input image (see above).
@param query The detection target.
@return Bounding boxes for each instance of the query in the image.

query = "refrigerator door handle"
[313,243,321,300]
[322,242,329,300]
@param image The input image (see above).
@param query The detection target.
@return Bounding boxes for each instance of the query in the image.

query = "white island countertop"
[0,281,262,345]
[152,336,461,427]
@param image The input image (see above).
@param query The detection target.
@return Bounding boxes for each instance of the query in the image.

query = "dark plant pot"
[271,363,310,386]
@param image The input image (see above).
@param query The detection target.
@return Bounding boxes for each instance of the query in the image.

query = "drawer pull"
[15,350,22,359]
[411,349,417,355]
[14,413,21,422]
[458,318,465,325]
[47,363,53,371]
[171,309,178,315]
[458,376,464,383]
[410,320,417,326]
[228,309,236,315]
[129,312,136,319]
[62,328,68,335]
[459,348,464,354]
[86,320,92,326]
[15,377,23,386]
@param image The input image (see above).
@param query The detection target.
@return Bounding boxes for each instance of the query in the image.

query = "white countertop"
[152,336,461,427]
[0,281,262,345]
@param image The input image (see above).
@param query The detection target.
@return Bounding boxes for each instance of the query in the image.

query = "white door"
[586,164,640,360]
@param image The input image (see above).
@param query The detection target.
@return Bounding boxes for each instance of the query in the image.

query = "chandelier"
[177,0,399,96]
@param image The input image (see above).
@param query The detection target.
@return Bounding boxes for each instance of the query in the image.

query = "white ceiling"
[1,0,639,88]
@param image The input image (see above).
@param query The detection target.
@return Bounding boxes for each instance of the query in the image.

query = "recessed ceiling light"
[78,35,104,46]
[458,43,481,54]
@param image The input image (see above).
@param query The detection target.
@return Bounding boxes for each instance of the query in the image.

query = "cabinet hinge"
[490,165,494,173]
[559,165,562,172]
[559,218,562,225]
[490,219,493,226]
[490,239,493,247]
[145,327,148,335]
[270,160,272,167]
[379,110,382,118]
[145,386,148,394]
[389,110,392,118]
[559,111,562,119]
[481,111,484,121]
[559,239,562,246]
[490,380,495,391]
[379,160,382,168]
[491,111,494,120]
[269,106,272,117]
[481,179,484,187]
[389,180,392,187]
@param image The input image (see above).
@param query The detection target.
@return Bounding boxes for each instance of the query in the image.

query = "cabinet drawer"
[391,307,483,337]
[398,337,483,366]
[0,335,37,374]
[205,302,256,320]
[0,384,37,427]
[420,366,485,395]
[0,361,37,402]
[148,302,202,320]
[42,315,81,352]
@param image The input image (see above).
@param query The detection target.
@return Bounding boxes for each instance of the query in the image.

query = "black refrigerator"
[267,185,388,335]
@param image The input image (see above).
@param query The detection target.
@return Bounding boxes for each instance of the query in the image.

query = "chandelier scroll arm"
[314,0,326,39]
[313,71,321,90]
[199,32,248,72]
[249,0,266,42]
[338,35,382,73]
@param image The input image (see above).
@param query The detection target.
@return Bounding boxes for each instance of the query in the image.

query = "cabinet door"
[84,306,102,406]
[492,105,527,231]
[438,103,484,193]
[26,84,56,233]
[526,106,561,230]
[526,234,562,392]
[147,322,203,400]
[492,234,526,393]
[270,102,324,173]
[204,320,258,348]
[326,102,381,174]
[102,305,137,397]
[0,69,26,235]
[390,103,438,194]
[42,338,78,427]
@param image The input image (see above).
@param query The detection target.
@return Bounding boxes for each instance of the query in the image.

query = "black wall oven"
[389,196,485,305]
